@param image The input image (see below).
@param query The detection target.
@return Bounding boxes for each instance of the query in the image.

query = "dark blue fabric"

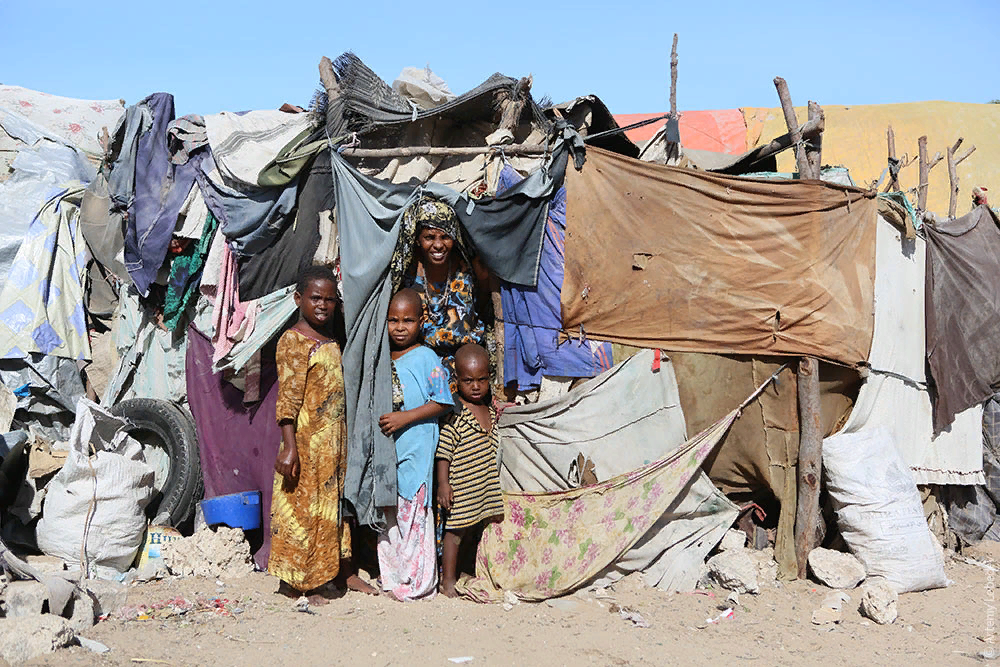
[124,93,203,296]
[497,167,612,390]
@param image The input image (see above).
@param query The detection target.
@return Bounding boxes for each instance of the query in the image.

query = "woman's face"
[417,228,454,267]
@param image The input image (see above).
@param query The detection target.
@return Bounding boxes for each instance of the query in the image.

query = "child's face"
[456,357,489,404]
[295,278,337,330]
[387,298,422,349]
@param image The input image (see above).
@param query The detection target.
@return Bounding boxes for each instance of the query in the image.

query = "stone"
[747,547,779,585]
[718,529,748,552]
[859,577,898,625]
[161,526,254,579]
[808,548,866,589]
[707,549,760,594]
[66,590,96,631]
[132,561,169,583]
[1,580,48,617]
[77,636,111,654]
[24,555,66,574]
[0,614,75,664]
[84,579,128,618]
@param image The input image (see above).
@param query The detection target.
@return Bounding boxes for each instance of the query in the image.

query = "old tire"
[110,398,203,527]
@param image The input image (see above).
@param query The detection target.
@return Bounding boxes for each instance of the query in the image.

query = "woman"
[390,198,489,388]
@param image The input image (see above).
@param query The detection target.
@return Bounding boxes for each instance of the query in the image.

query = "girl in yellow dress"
[269,266,375,599]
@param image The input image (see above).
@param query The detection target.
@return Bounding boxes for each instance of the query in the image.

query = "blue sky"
[4,0,998,117]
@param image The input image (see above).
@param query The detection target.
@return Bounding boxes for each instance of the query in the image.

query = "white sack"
[823,428,947,593]
[37,398,154,577]
[392,66,455,110]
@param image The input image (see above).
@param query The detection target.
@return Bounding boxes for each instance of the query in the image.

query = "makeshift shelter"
[2,53,994,598]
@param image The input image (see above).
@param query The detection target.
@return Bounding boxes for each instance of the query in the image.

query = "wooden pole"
[666,33,680,161]
[669,34,678,121]
[916,136,943,211]
[318,56,341,104]
[947,139,977,218]
[804,101,824,179]
[773,77,811,179]
[795,356,824,578]
[883,125,898,193]
[727,116,824,171]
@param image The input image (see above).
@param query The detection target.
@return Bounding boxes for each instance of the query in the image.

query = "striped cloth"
[436,405,504,530]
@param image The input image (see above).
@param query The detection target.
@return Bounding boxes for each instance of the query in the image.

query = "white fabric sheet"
[839,217,983,485]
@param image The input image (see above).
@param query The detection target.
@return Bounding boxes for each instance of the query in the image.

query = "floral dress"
[404,263,486,388]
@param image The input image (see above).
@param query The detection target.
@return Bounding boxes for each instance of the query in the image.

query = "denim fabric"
[497,167,612,390]
[195,159,298,257]
[107,101,153,217]
[124,93,204,296]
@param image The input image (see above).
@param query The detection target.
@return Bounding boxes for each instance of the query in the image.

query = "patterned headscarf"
[413,199,461,239]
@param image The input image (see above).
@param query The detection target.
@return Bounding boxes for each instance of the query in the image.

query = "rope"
[583,113,672,143]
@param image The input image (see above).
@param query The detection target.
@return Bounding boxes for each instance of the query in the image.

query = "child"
[270,266,374,601]
[377,288,453,600]
[435,343,505,597]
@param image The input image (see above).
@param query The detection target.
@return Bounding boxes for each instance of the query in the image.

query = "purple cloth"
[497,167,613,390]
[125,93,204,296]
[185,325,281,569]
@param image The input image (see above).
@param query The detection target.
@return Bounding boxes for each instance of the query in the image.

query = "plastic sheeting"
[0,186,91,361]
[0,110,97,280]
[837,216,983,485]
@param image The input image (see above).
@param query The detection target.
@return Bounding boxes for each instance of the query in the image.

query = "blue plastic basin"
[199,491,261,530]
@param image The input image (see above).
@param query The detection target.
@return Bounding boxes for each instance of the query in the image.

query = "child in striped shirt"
[435,343,505,597]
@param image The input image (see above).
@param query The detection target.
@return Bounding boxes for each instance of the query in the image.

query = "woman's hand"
[379,412,409,436]
[437,480,453,510]
[274,444,300,480]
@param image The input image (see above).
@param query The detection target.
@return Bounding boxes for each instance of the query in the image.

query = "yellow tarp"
[743,102,1000,216]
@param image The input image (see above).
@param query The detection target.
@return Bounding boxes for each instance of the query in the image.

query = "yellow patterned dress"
[268,329,350,592]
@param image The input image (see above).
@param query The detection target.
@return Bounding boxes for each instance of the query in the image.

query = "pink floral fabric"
[457,410,739,602]
[377,484,437,601]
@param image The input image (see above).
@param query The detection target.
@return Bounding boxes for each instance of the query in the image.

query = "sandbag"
[823,428,947,593]
[37,398,155,578]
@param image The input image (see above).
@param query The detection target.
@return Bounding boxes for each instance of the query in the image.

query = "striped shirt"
[436,405,505,530]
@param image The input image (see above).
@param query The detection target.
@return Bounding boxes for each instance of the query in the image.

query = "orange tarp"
[614,110,747,154]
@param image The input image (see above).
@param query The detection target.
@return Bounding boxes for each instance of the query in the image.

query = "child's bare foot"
[344,574,378,596]
[276,581,301,598]
[439,581,458,598]
[305,594,331,606]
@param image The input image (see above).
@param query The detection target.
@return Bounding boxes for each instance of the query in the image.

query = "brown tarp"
[925,205,1000,433]
[561,147,878,366]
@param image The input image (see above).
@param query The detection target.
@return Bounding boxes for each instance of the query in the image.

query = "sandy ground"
[13,541,1000,667]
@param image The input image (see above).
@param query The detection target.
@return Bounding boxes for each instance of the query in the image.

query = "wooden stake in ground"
[795,356,824,579]
[946,138,977,218]
[883,125,898,192]
[665,33,680,161]
[916,136,943,211]
[805,101,824,179]
[773,77,813,179]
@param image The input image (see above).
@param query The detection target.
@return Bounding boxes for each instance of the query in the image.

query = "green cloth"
[163,212,218,331]
[256,127,328,187]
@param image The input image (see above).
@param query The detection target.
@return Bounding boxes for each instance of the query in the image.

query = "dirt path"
[20,546,999,667]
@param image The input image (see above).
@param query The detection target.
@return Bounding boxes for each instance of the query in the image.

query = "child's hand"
[275,444,300,480]
[437,481,453,510]
[378,412,409,436]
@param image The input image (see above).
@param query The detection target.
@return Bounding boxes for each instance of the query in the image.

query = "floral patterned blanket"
[457,409,739,602]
